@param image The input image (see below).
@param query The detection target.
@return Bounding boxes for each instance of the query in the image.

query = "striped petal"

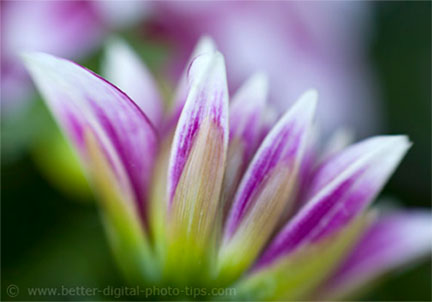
[222,73,269,213]
[256,135,411,269]
[22,52,158,222]
[163,36,216,134]
[149,38,216,261]
[102,38,164,127]
[323,210,432,299]
[218,90,317,282]
[165,51,228,282]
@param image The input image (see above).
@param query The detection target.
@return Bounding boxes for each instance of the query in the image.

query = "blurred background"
[1,1,431,300]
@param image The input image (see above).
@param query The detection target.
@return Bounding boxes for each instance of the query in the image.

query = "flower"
[22,37,431,300]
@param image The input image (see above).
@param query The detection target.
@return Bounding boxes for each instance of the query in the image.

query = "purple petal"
[23,52,158,220]
[257,136,411,269]
[164,51,228,276]
[224,90,317,239]
[217,92,316,281]
[323,210,432,298]
[167,51,228,204]
[222,73,269,211]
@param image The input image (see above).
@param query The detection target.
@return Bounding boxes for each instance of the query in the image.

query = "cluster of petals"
[23,37,431,300]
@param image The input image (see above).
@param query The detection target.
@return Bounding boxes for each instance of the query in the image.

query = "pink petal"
[167,51,228,204]
[23,52,158,220]
[257,135,411,269]
[217,91,316,282]
[164,51,229,278]
[224,90,317,239]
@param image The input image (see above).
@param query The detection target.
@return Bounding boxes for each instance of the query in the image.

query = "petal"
[218,90,317,282]
[147,38,216,260]
[22,52,158,221]
[163,36,217,134]
[222,73,269,213]
[164,51,228,281]
[256,135,411,269]
[102,38,164,127]
[235,213,373,301]
[322,210,432,299]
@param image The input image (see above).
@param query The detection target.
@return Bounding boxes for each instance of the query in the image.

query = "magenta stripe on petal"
[224,90,317,239]
[167,51,228,203]
[256,136,411,269]
[23,52,158,220]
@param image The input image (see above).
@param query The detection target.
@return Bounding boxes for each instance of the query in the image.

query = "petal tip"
[281,89,318,125]
[299,89,318,112]
[245,72,269,104]
[187,51,226,87]
[196,35,217,52]
[21,51,54,69]
[376,135,412,158]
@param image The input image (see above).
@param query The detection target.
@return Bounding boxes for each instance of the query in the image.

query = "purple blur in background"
[2,1,379,138]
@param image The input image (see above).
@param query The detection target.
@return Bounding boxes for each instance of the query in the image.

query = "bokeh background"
[1,1,431,301]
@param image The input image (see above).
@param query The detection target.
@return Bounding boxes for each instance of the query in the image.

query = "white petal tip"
[187,51,226,86]
[300,89,319,108]
[21,51,52,66]
[376,135,412,153]
[196,35,217,52]
[246,72,269,101]
[286,89,318,122]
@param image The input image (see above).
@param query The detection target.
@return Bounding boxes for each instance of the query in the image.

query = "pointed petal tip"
[248,72,269,91]
[103,37,135,60]
[386,134,411,148]
[187,51,227,90]
[302,88,319,102]
[21,51,56,68]
[196,35,217,51]
[241,72,269,104]
[298,89,318,112]
[104,35,125,48]
[279,89,318,127]
[371,135,412,159]
[231,72,269,110]
[184,37,219,84]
